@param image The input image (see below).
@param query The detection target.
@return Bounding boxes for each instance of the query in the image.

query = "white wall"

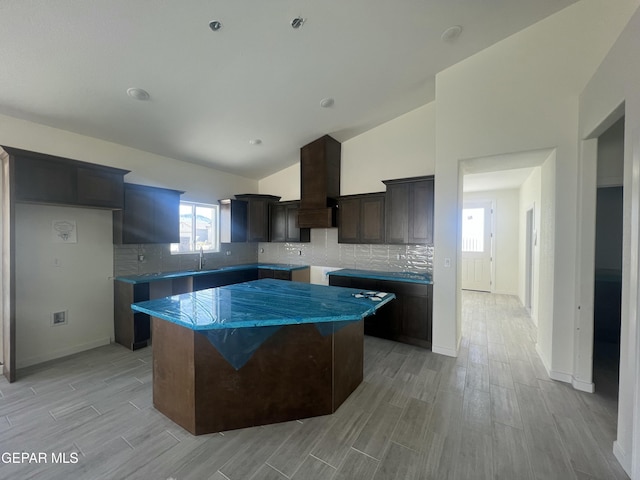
[432,0,638,362]
[0,114,258,204]
[259,103,436,199]
[0,113,258,367]
[518,167,542,325]
[463,189,520,296]
[578,4,640,474]
[15,204,113,368]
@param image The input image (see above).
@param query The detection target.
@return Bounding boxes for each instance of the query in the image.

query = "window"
[171,202,219,253]
[461,207,485,253]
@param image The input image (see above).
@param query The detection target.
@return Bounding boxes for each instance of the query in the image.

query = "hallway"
[459,290,626,479]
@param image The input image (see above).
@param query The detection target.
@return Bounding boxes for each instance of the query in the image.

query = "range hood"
[298,135,341,228]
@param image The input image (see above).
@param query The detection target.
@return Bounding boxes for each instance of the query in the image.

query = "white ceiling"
[463,167,536,193]
[462,149,553,192]
[0,0,578,180]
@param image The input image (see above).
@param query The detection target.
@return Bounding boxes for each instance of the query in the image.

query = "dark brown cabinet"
[113,183,183,244]
[298,135,341,228]
[383,176,434,245]
[338,193,385,244]
[270,201,310,243]
[328,274,432,349]
[8,146,128,208]
[219,198,248,243]
[235,194,281,242]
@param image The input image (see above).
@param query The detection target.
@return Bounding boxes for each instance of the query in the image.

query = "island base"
[152,318,364,435]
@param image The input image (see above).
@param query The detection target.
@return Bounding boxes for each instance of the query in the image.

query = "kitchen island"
[131,278,394,435]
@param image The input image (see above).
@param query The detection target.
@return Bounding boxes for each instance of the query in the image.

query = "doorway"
[592,116,624,401]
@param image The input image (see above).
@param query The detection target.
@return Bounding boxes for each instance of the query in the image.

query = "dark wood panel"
[338,197,360,243]
[361,194,385,244]
[384,183,409,244]
[114,183,182,244]
[270,201,310,243]
[76,167,124,208]
[408,178,434,244]
[153,188,180,244]
[14,155,77,204]
[153,318,362,435]
[330,275,432,349]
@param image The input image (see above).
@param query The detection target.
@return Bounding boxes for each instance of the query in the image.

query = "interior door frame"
[1,150,15,382]
[524,204,535,312]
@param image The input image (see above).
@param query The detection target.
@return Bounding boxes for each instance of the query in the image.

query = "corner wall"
[579,4,640,474]
[432,0,637,363]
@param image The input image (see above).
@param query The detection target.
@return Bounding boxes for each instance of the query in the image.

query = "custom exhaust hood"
[298,135,341,229]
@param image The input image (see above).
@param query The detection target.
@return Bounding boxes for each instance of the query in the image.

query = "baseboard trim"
[613,441,631,476]
[571,378,595,393]
[17,337,111,369]
[432,344,458,357]
[534,343,594,392]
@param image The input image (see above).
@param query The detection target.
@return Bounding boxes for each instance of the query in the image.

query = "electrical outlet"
[444,258,451,268]
[225,250,231,256]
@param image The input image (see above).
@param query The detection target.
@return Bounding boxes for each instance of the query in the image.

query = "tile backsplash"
[114,242,259,277]
[258,228,433,275]
[114,229,433,277]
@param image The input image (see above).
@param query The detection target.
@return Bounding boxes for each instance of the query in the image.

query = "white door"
[461,202,492,292]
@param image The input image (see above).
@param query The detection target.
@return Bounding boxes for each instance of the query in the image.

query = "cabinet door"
[153,189,180,244]
[122,187,155,244]
[247,197,270,242]
[76,167,124,208]
[385,183,409,244]
[285,203,310,242]
[361,194,385,244]
[408,179,434,244]
[270,204,287,242]
[14,155,76,204]
[328,275,352,288]
[220,199,248,243]
[338,197,361,243]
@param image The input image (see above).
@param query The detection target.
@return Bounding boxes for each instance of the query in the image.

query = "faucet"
[198,247,205,271]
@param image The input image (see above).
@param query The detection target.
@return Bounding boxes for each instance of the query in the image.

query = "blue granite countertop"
[131,278,395,330]
[327,268,432,284]
[116,263,309,284]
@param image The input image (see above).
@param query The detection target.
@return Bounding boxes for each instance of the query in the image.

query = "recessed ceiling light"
[209,20,223,32]
[441,25,463,43]
[249,139,262,145]
[291,17,305,29]
[126,88,150,101]
[320,98,335,108]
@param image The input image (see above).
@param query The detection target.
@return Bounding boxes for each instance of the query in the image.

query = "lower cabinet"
[329,275,432,349]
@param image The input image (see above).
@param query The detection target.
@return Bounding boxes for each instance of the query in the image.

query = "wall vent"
[51,310,68,326]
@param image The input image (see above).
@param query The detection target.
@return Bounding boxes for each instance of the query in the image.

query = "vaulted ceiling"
[0,0,579,179]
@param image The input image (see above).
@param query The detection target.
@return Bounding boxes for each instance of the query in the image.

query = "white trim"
[572,378,595,393]
[535,342,596,392]
[16,337,111,369]
[614,441,631,477]
[432,345,458,357]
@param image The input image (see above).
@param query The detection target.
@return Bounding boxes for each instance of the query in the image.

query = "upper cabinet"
[383,176,434,244]
[338,193,385,244]
[219,198,248,243]
[234,194,281,242]
[270,201,310,243]
[298,135,341,228]
[113,183,183,244]
[7,146,129,209]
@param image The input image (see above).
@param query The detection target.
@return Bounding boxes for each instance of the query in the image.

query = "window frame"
[171,201,220,254]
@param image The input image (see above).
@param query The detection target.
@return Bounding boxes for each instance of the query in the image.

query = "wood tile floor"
[0,291,627,479]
